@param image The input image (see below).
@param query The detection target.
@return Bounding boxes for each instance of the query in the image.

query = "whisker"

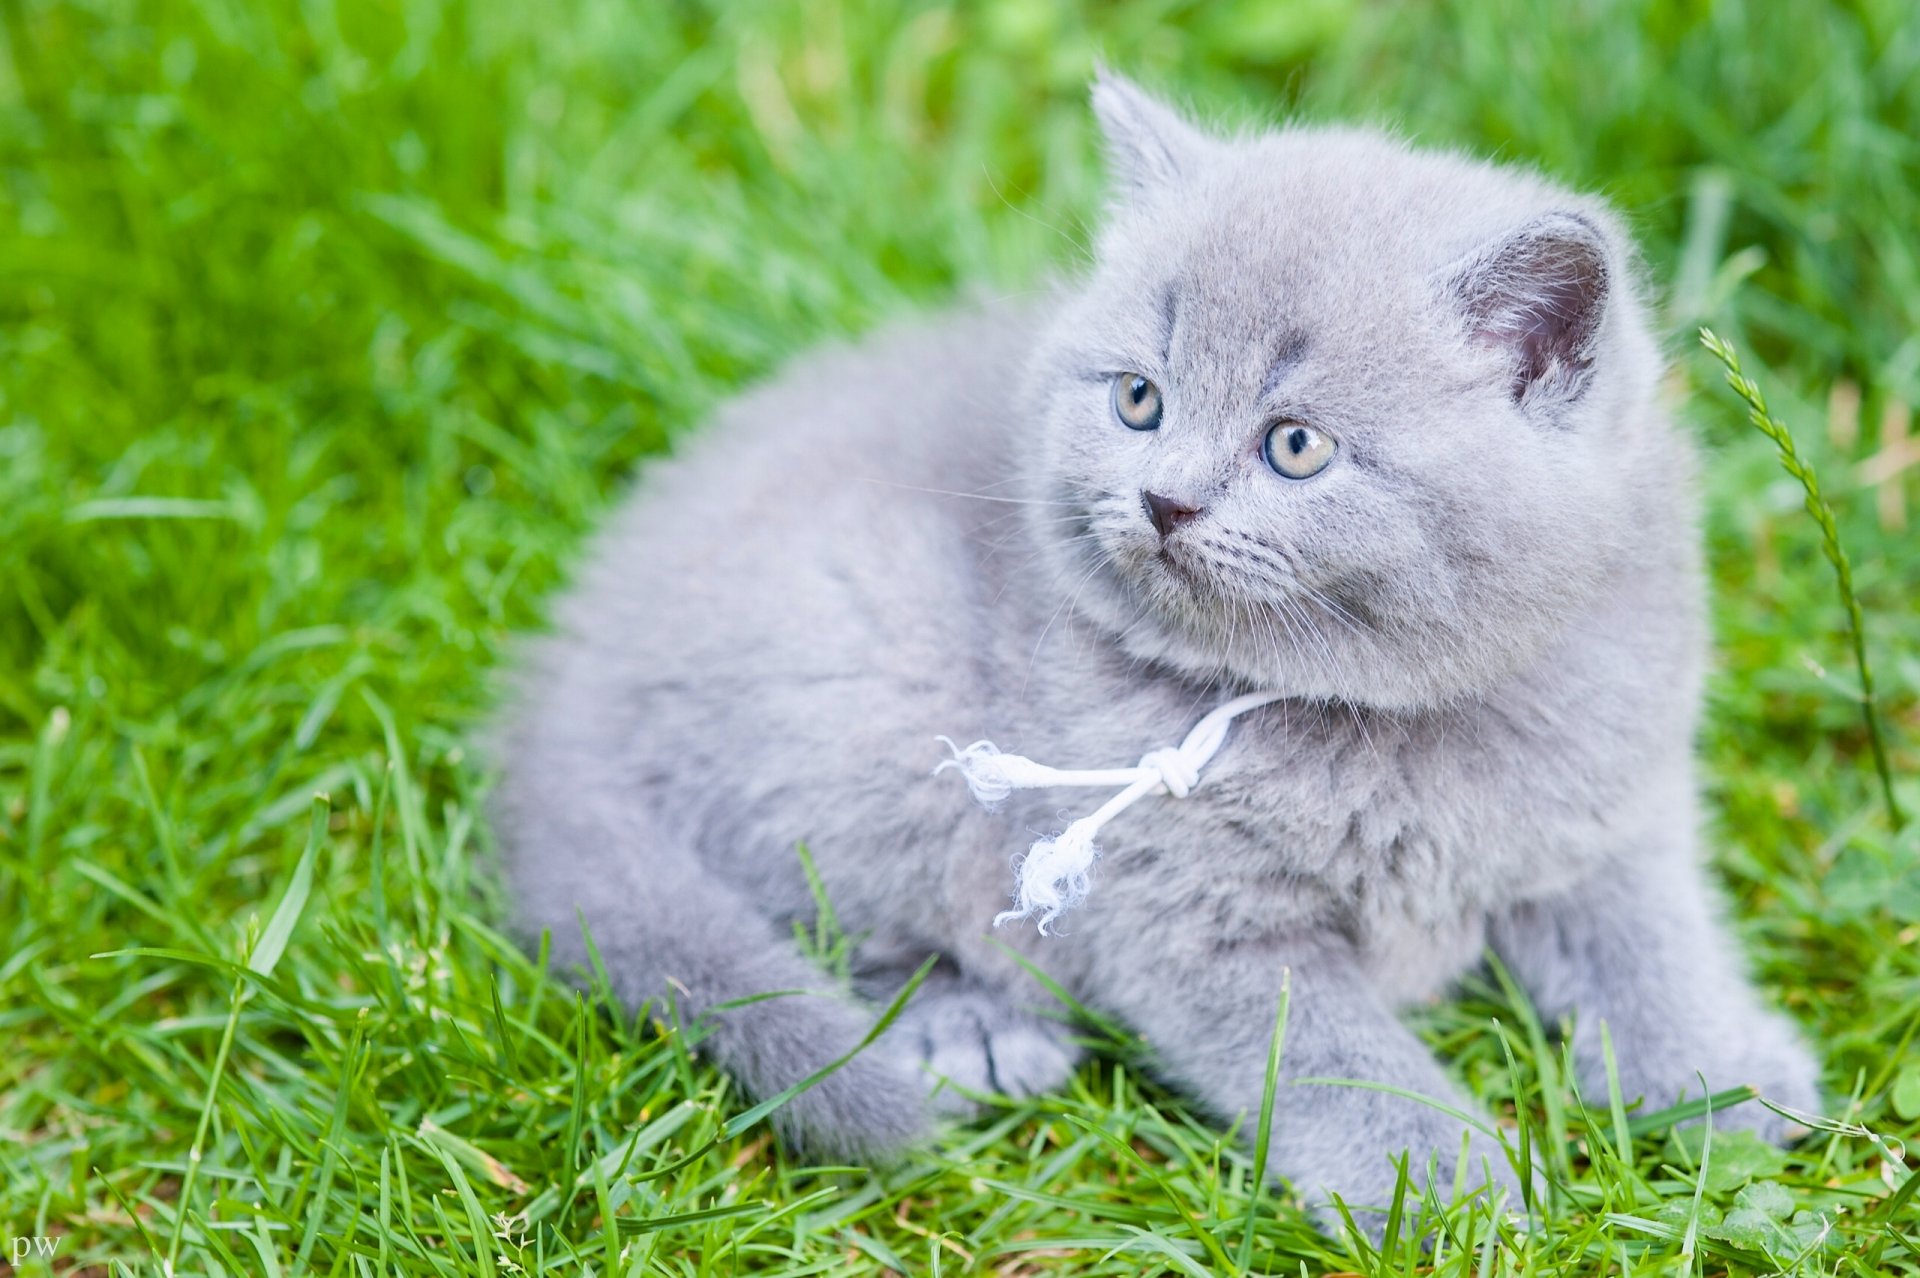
[853,477,1076,506]
[981,163,1095,266]
[1023,550,1112,700]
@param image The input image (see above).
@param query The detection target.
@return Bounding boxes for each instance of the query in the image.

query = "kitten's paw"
[1308,1120,1527,1242]
[893,985,1081,1114]
[1606,1013,1824,1148]
[1707,1016,1825,1145]
[770,1043,933,1162]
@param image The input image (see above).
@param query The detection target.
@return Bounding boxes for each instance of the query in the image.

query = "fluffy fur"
[490,74,1820,1228]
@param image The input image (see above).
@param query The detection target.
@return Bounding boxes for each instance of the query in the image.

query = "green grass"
[2,0,1917,1272]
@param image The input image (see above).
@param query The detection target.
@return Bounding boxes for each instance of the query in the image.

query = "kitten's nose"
[1142,490,1204,538]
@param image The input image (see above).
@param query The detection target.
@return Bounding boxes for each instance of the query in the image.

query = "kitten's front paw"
[1308,1120,1527,1241]
[1609,1012,1824,1147]
[772,1043,934,1161]
[1708,1015,1824,1145]
[893,985,1081,1115]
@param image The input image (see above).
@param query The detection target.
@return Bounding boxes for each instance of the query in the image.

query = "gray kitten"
[491,75,1821,1228]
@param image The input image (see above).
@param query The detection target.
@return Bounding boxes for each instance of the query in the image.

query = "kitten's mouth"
[1142,550,1242,620]
[1070,504,1236,618]
[1153,543,1204,583]
[1150,529,1226,583]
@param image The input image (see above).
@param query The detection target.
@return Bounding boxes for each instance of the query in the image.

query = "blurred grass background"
[1,0,1916,1272]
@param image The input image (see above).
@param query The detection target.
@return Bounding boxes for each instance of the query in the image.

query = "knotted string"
[934,690,1285,933]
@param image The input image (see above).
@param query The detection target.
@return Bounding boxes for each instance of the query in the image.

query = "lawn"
[2,0,1917,1273]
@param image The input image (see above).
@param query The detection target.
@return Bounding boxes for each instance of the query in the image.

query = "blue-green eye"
[1112,373,1163,430]
[1264,421,1336,478]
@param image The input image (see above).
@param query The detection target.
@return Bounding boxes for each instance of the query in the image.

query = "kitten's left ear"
[1445,212,1613,408]
[1091,70,1212,202]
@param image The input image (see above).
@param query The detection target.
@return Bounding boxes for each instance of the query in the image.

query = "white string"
[933,690,1285,933]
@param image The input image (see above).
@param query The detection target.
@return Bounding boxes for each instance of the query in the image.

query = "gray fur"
[489,73,1820,1229]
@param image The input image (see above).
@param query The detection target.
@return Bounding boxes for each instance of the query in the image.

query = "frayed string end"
[935,736,1083,807]
[993,818,1100,935]
[933,736,1016,807]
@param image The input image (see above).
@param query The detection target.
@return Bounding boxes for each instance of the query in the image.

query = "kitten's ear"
[1446,212,1613,408]
[1091,70,1210,201]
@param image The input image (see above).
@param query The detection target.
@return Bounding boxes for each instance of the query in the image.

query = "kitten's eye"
[1263,421,1336,479]
[1111,373,1163,431]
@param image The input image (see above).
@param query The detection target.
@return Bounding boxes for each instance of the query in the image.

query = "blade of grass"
[1701,327,1906,832]
[1061,1113,1238,1275]
[249,795,328,976]
[165,979,246,1277]
[1235,969,1289,1275]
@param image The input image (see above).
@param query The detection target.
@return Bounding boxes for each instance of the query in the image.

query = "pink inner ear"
[1456,216,1611,404]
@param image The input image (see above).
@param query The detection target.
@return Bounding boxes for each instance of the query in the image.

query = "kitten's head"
[1028,74,1673,709]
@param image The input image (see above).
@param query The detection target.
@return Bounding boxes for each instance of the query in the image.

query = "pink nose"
[1142,490,1204,538]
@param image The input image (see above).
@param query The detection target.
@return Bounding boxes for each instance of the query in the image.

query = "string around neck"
[934,690,1285,933]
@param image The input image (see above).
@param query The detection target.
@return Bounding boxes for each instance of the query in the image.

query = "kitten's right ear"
[1444,212,1614,411]
[1091,70,1211,201]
